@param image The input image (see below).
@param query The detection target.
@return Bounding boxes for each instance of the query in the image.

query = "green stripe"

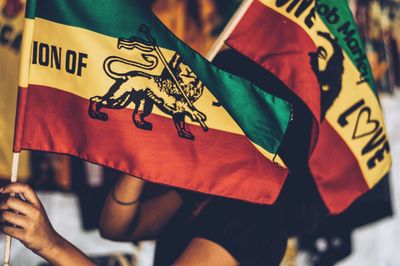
[30,0,292,153]
[318,0,378,97]
[25,0,37,19]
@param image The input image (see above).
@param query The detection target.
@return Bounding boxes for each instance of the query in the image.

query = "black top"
[154,190,289,266]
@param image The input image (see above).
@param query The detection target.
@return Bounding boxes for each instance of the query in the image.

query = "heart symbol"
[352,107,380,139]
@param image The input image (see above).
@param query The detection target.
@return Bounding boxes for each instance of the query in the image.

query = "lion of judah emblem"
[89,25,208,140]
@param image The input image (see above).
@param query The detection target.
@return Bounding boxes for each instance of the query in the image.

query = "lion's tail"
[103,54,159,80]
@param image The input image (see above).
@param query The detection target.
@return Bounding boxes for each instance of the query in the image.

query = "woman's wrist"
[36,230,64,260]
[38,232,95,266]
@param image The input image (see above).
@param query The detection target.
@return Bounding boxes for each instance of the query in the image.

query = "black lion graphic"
[89,29,207,140]
[309,31,344,122]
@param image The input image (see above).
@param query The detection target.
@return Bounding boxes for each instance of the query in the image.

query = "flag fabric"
[0,0,30,180]
[227,0,392,214]
[14,0,292,204]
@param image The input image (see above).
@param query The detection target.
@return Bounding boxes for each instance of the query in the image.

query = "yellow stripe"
[252,141,286,168]
[29,19,243,131]
[28,18,286,167]
[19,18,35,87]
[261,1,391,187]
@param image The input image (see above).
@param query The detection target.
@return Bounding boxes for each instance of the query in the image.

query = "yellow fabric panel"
[0,0,30,179]
[27,18,283,165]
[261,1,391,187]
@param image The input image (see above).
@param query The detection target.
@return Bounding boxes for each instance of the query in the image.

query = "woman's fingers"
[2,225,25,241]
[1,211,28,228]
[0,183,40,206]
[0,197,35,216]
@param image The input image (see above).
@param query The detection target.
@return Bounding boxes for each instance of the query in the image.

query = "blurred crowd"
[351,0,400,93]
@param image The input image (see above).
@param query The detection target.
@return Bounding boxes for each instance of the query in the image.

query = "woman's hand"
[0,183,61,256]
[0,183,95,266]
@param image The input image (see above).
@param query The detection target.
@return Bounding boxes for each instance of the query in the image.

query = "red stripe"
[18,85,288,203]
[309,121,369,214]
[228,1,371,213]
[13,86,28,152]
[227,0,320,119]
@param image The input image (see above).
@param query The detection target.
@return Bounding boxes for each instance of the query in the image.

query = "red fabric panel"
[227,0,320,119]
[227,1,370,213]
[310,121,369,214]
[19,84,288,204]
[13,87,28,152]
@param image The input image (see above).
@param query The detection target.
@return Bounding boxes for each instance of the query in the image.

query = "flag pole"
[3,153,20,266]
[3,4,36,262]
[205,0,253,61]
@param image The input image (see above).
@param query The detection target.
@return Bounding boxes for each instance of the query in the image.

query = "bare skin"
[175,238,238,266]
[99,176,182,241]
[100,174,239,265]
[0,180,238,266]
[0,183,95,266]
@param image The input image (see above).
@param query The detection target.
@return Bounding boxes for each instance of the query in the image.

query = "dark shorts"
[154,193,289,266]
[193,197,289,266]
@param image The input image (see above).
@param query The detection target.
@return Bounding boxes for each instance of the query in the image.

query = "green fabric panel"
[25,0,37,19]
[318,0,378,97]
[31,0,292,153]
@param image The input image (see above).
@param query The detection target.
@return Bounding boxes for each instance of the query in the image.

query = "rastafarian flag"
[227,0,392,213]
[13,0,292,203]
[0,0,30,179]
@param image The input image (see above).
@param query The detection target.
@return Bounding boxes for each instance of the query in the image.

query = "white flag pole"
[206,0,253,61]
[3,7,36,264]
[3,153,21,266]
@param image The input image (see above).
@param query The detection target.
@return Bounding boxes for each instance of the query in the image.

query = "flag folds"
[227,0,392,213]
[14,0,292,203]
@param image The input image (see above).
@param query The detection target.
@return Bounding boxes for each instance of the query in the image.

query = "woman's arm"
[0,183,95,266]
[174,238,239,266]
[99,174,183,241]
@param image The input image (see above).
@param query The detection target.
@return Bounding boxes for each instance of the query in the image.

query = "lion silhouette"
[89,51,207,140]
[2,0,23,18]
[309,31,344,122]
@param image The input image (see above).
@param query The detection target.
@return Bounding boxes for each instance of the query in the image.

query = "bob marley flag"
[0,0,29,180]
[227,0,392,214]
[13,0,292,204]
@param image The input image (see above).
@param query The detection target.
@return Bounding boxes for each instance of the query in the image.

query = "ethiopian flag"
[14,0,292,203]
[227,0,392,213]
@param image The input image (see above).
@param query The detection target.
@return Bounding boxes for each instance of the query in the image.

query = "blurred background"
[0,0,399,265]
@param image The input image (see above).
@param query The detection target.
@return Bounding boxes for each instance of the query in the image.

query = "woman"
[0,50,317,266]
[99,173,289,266]
[0,177,289,266]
